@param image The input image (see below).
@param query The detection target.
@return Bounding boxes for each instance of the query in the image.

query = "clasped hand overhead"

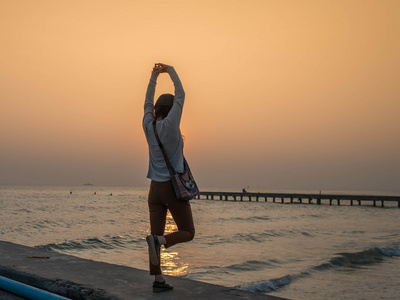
[153,63,170,73]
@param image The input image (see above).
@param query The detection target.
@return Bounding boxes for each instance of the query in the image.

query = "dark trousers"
[148,180,195,275]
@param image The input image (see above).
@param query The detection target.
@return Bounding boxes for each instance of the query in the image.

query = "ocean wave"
[238,275,291,293]
[380,245,400,257]
[214,215,270,223]
[36,234,142,252]
[233,232,267,242]
[252,216,270,221]
[313,245,400,271]
[203,232,274,245]
[226,260,275,271]
[233,229,293,241]
[237,244,400,294]
[203,229,300,246]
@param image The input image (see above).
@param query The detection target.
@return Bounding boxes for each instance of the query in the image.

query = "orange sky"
[1,0,399,192]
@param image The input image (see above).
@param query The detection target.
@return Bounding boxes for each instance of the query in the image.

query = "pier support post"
[351,200,353,206]
[290,197,293,203]
[329,199,332,205]
[281,197,284,203]
[273,197,275,203]
[299,198,302,203]
[317,198,321,205]
[338,199,341,206]
[373,201,376,207]
[381,201,384,207]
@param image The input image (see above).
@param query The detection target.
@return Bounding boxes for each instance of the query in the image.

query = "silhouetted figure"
[143,63,195,293]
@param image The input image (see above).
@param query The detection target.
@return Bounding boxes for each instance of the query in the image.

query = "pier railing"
[195,192,400,207]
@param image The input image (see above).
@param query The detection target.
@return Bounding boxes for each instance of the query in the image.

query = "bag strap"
[152,121,176,176]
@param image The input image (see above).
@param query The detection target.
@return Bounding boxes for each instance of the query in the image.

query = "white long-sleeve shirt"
[142,67,185,182]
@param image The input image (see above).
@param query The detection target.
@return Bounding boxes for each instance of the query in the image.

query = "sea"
[1,185,399,300]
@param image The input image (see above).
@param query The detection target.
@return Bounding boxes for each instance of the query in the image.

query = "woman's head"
[154,94,174,120]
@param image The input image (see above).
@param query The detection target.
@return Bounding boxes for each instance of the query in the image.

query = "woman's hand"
[153,63,171,73]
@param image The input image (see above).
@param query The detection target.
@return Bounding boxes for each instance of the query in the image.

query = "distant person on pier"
[142,63,195,293]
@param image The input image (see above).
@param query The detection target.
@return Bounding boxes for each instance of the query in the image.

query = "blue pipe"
[0,275,71,300]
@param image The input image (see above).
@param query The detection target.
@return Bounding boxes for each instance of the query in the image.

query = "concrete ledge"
[0,241,287,300]
[0,266,112,299]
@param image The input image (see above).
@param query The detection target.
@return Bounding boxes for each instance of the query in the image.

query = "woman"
[142,63,195,293]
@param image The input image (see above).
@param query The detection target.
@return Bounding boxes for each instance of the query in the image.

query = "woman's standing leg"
[147,181,167,277]
[147,180,195,291]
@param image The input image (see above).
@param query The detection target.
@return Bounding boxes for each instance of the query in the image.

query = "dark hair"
[153,105,172,120]
[154,94,174,120]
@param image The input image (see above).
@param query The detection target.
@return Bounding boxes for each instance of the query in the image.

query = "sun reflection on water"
[160,212,189,276]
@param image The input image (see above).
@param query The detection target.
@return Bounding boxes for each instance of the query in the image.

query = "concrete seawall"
[0,241,287,300]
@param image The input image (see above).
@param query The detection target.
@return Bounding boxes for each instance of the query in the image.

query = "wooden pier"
[195,192,400,208]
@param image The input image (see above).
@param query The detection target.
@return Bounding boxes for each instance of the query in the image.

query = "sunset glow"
[1,0,399,192]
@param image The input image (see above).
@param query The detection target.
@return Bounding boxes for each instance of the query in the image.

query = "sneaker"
[153,281,173,293]
[146,234,160,265]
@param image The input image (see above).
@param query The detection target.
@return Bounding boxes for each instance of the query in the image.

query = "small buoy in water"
[110,193,112,196]
[70,191,72,194]
[94,192,96,195]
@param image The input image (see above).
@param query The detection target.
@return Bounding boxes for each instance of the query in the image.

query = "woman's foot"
[146,234,160,265]
[153,281,173,293]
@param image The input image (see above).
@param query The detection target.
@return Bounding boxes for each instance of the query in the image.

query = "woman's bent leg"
[163,182,195,248]
[165,200,195,248]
